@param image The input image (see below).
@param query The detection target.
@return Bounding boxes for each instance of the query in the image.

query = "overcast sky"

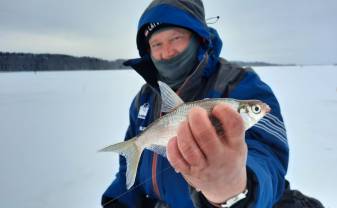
[1,0,336,65]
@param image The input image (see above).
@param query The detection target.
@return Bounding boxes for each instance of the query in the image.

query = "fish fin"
[99,138,143,189]
[158,81,184,112]
[148,144,167,157]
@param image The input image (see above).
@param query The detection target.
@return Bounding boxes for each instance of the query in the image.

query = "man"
[102,0,323,207]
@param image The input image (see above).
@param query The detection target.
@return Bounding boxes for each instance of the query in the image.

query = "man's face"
[149,27,192,61]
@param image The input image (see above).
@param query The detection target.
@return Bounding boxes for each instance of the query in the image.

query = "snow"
[0,66,336,207]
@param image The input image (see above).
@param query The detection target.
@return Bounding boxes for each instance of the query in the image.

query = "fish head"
[238,100,271,130]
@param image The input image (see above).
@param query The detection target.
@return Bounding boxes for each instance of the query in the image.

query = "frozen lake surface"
[0,66,336,207]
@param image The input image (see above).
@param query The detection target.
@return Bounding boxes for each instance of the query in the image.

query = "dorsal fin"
[158,81,184,113]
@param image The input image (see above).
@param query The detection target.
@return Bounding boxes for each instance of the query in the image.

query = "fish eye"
[252,105,261,114]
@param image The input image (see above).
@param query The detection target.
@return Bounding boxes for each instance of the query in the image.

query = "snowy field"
[0,66,336,207]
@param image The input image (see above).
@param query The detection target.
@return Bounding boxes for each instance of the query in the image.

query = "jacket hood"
[137,0,210,57]
[125,0,223,88]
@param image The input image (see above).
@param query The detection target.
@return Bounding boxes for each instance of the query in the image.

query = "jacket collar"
[124,51,212,102]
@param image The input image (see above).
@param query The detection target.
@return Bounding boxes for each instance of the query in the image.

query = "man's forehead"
[149,27,191,41]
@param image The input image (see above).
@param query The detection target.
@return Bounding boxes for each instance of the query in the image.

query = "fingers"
[187,107,222,160]
[167,119,208,174]
[176,121,207,167]
[212,104,245,147]
[167,137,190,173]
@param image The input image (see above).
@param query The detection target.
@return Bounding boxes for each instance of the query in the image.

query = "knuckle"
[177,138,200,164]
[227,116,245,136]
[184,147,200,164]
[176,160,190,173]
[168,152,182,169]
[197,129,217,147]
[193,162,207,173]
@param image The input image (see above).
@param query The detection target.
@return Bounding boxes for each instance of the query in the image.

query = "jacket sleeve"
[228,70,289,207]
[101,96,145,208]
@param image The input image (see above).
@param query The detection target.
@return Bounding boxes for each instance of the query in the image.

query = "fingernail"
[174,169,180,173]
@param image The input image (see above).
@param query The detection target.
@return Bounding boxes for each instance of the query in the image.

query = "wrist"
[189,169,255,208]
[206,188,248,208]
[202,169,247,204]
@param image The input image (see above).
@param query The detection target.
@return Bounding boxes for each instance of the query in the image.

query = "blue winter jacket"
[102,1,289,207]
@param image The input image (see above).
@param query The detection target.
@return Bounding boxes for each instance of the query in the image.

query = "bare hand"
[167,103,248,203]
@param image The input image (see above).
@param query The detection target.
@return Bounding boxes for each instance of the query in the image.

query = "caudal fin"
[99,138,142,189]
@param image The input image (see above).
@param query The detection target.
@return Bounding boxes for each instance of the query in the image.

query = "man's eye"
[151,43,161,48]
[172,36,182,41]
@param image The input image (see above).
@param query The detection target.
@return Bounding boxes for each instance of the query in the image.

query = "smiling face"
[149,27,192,61]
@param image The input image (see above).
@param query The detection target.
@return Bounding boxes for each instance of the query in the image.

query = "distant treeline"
[231,61,293,67]
[0,52,130,72]
[0,52,294,72]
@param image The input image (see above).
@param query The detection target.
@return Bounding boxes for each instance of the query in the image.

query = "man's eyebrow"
[149,38,159,44]
[175,29,188,34]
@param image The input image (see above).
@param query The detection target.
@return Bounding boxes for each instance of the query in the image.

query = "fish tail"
[99,138,142,189]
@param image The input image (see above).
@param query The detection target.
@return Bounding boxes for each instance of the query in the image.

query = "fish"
[99,81,271,189]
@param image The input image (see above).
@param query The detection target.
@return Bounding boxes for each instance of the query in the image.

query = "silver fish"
[100,81,271,189]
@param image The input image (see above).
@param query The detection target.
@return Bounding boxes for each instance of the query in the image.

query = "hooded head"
[126,0,223,89]
[137,0,210,57]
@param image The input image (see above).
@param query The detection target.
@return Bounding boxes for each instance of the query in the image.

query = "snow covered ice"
[0,66,336,207]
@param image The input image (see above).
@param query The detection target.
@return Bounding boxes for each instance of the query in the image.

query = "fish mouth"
[265,104,271,113]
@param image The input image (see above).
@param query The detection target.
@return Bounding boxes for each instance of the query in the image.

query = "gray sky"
[1,0,336,65]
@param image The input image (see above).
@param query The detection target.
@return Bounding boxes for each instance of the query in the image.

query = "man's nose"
[161,44,178,60]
